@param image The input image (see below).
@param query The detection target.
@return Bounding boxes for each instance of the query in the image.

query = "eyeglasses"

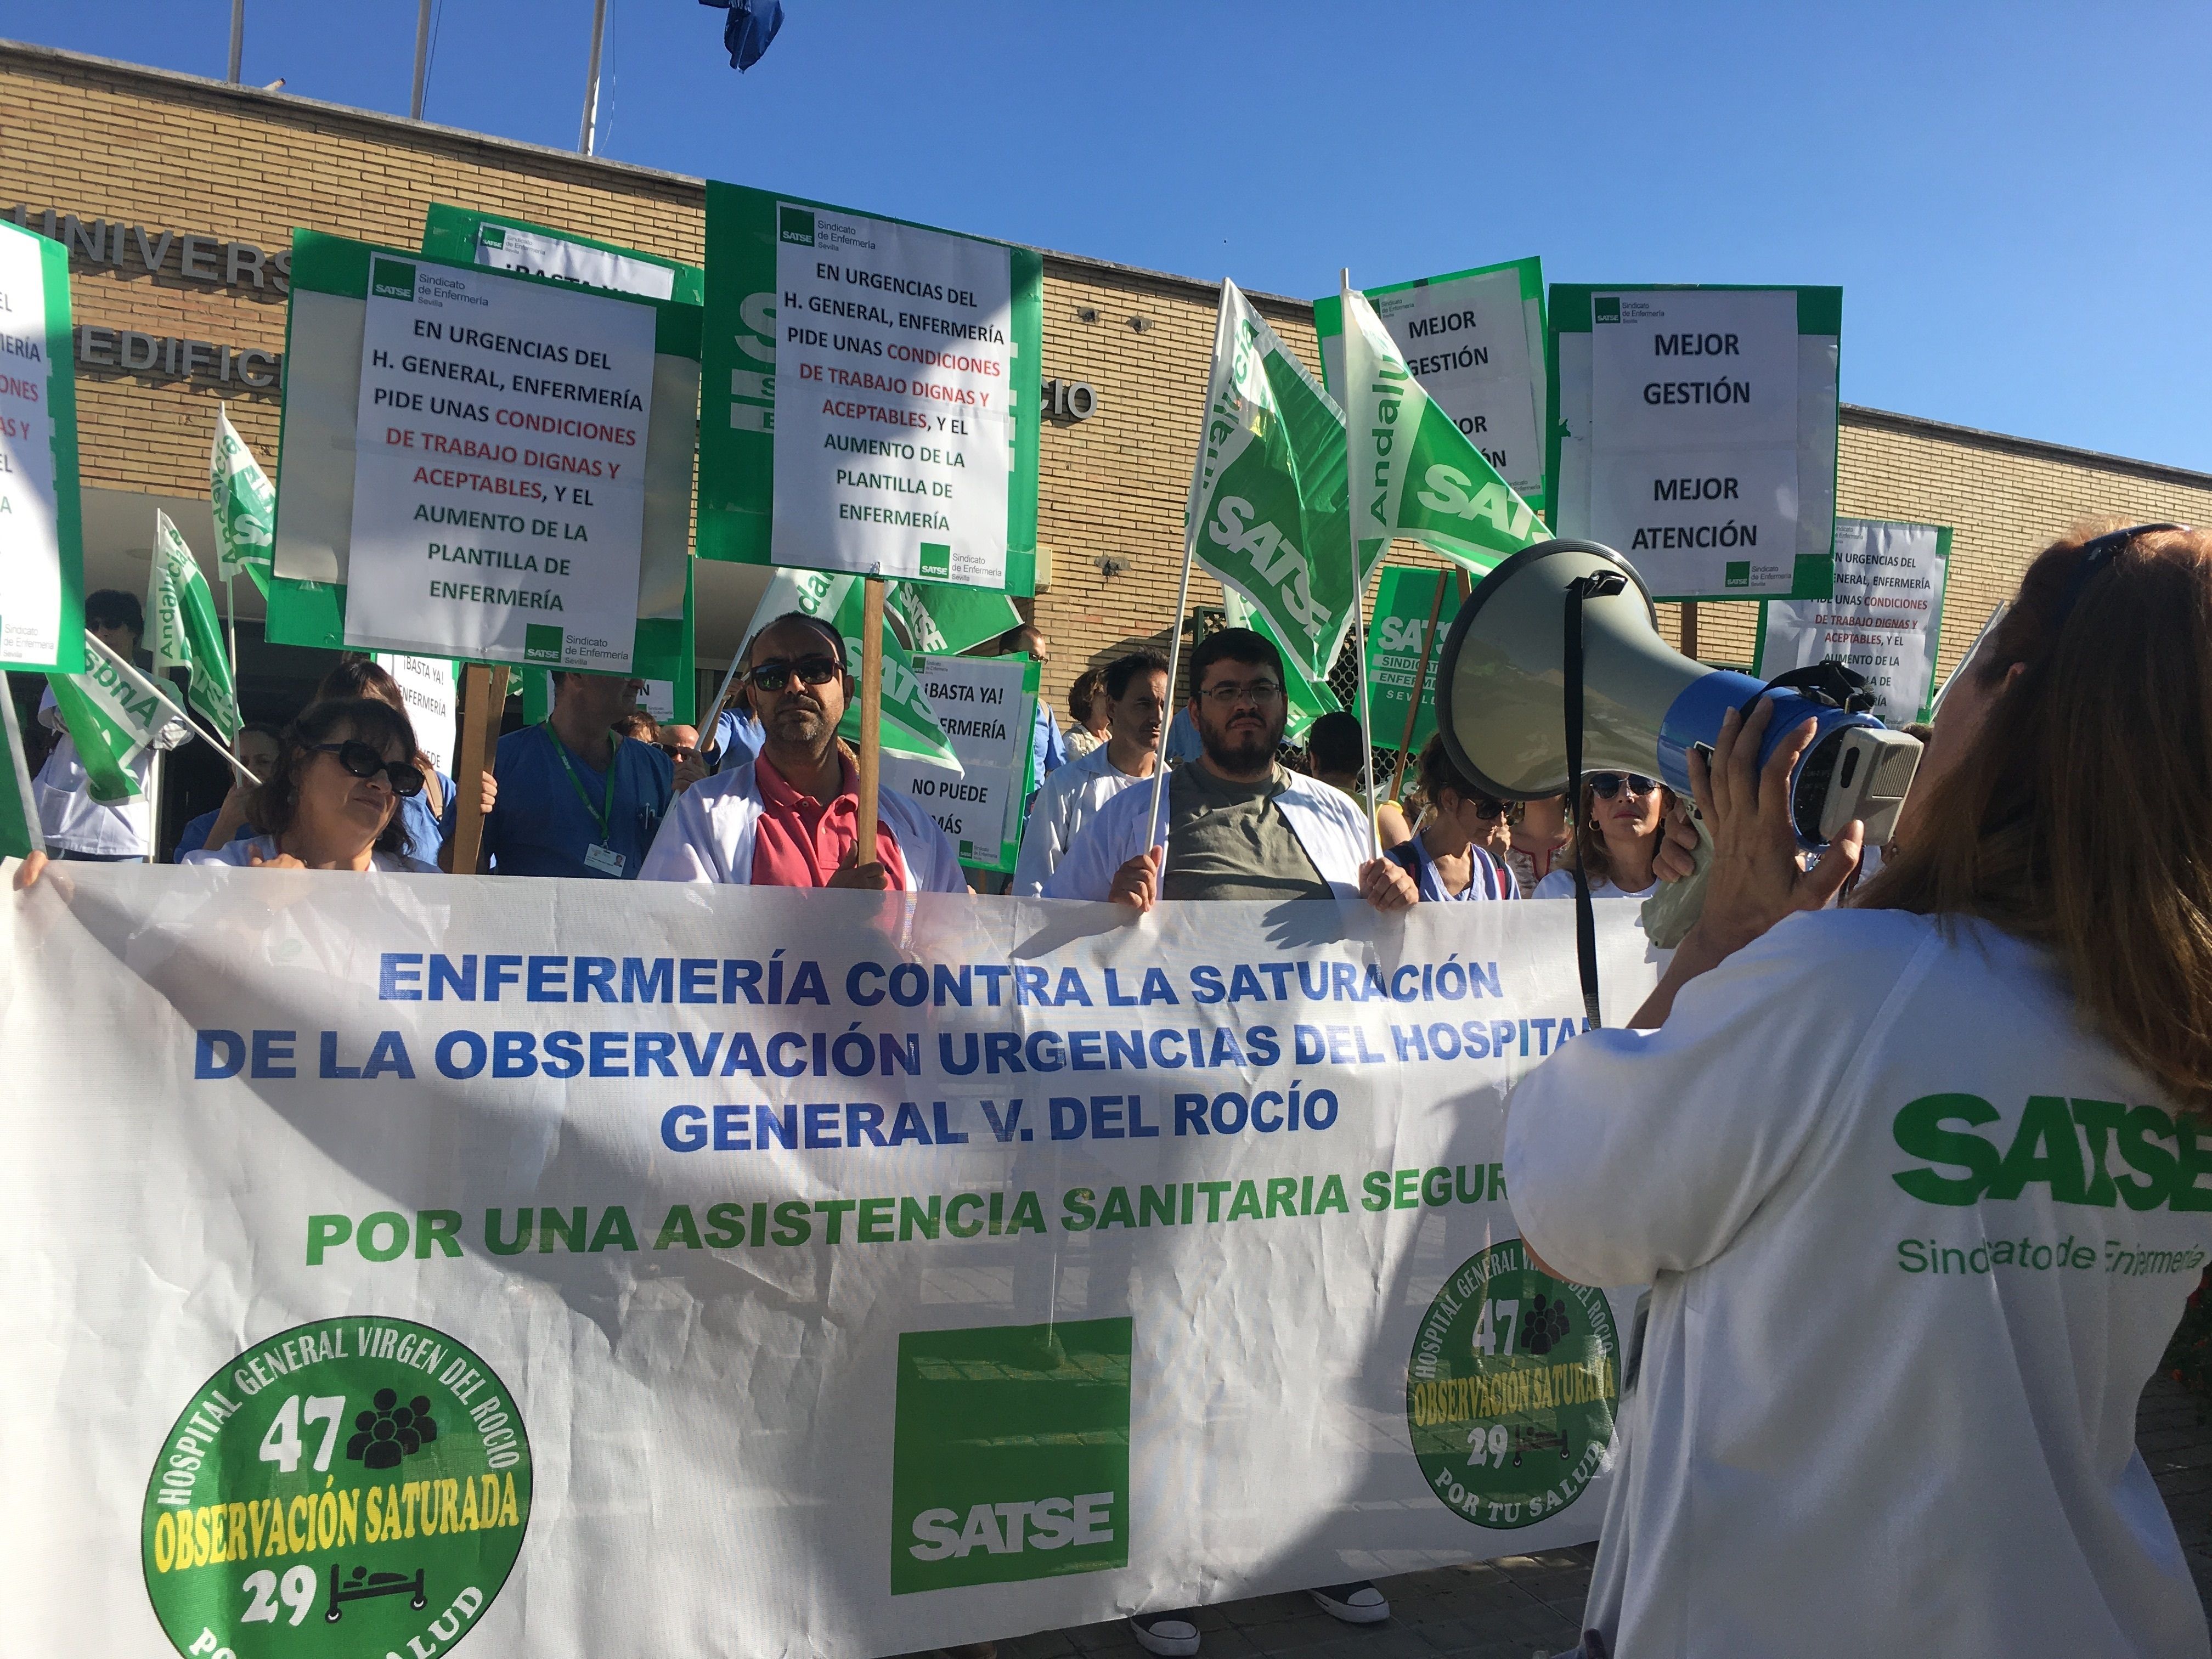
[1198,679,1284,708]
[308,741,425,797]
[1588,772,1657,800]
[747,655,842,693]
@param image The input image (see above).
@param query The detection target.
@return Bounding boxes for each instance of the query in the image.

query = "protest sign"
[1365,567,1465,759]
[1755,518,1950,725]
[884,651,1038,871]
[149,510,242,742]
[1316,257,1548,514]
[264,234,700,683]
[419,204,700,307]
[0,218,84,674]
[1548,285,1839,600]
[375,653,461,774]
[2,869,1657,1658]
[695,183,1043,595]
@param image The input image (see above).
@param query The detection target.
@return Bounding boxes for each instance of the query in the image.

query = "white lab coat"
[32,686,173,857]
[1506,909,2212,1659]
[639,761,967,891]
[1042,763,1372,901]
[1009,742,1155,897]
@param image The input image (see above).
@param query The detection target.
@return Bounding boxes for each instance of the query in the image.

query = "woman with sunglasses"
[182,698,440,873]
[1533,771,1677,901]
[1383,733,1517,902]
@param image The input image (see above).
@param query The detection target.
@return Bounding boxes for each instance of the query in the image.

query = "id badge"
[583,843,626,877]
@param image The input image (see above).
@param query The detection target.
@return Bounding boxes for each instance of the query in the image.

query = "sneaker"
[1128,1610,1201,1657]
[1309,1581,1390,1624]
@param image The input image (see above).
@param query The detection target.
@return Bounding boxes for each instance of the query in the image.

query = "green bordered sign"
[141,1318,531,1659]
[0,218,86,674]
[1754,517,1950,725]
[1407,1241,1619,1530]
[419,204,704,307]
[696,183,1042,596]
[1314,255,1548,516]
[1548,284,1839,602]
[1364,565,1465,758]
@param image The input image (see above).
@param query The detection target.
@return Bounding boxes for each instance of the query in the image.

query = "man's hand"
[1108,847,1161,911]
[826,842,892,891]
[672,755,707,793]
[1359,856,1419,911]
[476,769,498,817]
[1654,802,1701,883]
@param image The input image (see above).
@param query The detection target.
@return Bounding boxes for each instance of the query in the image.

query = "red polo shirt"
[749,753,913,889]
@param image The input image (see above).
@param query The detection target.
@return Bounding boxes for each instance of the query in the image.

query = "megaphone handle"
[1564,574,1626,1032]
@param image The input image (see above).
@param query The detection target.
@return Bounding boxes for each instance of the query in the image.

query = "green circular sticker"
[141,1317,531,1659]
[1407,1240,1620,1530]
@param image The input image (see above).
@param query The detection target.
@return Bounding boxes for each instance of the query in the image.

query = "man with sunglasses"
[466,670,675,878]
[640,612,966,891]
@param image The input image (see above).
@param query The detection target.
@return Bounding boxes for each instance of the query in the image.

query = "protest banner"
[884,651,1039,871]
[1548,285,1840,601]
[376,653,462,775]
[149,510,243,743]
[1316,257,1548,515]
[2,869,1658,1658]
[1364,566,1466,763]
[1755,518,1950,725]
[0,217,84,675]
[264,233,701,683]
[695,183,1043,596]
[420,203,704,307]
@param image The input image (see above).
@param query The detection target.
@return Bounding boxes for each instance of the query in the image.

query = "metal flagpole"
[1341,270,1381,861]
[228,0,244,83]
[578,0,608,155]
[410,0,432,119]
[223,572,239,684]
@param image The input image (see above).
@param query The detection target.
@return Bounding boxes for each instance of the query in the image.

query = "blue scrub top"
[175,808,257,858]
[393,769,454,867]
[482,726,673,879]
[1031,699,1067,781]
[712,707,766,775]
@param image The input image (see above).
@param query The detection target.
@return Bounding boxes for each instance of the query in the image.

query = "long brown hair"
[1569,776,1677,887]
[251,698,418,856]
[1858,522,2212,1115]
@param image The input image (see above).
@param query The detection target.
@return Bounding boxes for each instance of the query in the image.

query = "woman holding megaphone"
[1507,522,2212,1659]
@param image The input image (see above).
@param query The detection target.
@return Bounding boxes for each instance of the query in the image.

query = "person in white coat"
[640,611,965,892]
[1508,522,2212,1659]
[1011,648,1169,896]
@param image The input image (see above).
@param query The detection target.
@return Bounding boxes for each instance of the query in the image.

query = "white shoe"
[1129,1610,1201,1657]
[1310,1581,1390,1624]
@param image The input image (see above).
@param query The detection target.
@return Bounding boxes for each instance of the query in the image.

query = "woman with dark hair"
[1533,771,1678,901]
[1505,523,2212,1658]
[300,657,486,866]
[1384,732,1517,901]
[1065,667,1110,758]
[183,698,438,873]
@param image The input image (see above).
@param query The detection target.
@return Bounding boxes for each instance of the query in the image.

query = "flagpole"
[228,0,244,82]
[223,571,239,684]
[854,575,886,864]
[578,0,608,155]
[1388,567,1449,806]
[410,0,432,119]
[1341,271,1381,861]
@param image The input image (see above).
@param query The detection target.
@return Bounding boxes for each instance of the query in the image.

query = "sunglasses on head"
[308,741,424,797]
[746,655,842,693]
[1588,772,1657,800]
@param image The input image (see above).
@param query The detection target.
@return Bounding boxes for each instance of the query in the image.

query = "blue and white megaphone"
[1432,540,1922,849]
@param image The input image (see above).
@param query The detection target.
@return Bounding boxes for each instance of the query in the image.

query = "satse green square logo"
[890,1317,1132,1594]
[1724,560,1751,588]
[779,205,817,246]
[371,258,417,301]
[918,541,952,580]
[1593,297,1621,323]
[523,624,566,663]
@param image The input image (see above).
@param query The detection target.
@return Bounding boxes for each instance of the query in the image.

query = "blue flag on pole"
[698,0,785,70]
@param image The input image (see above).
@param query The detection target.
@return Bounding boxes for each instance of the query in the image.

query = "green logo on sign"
[1593,297,1621,324]
[778,205,816,246]
[1407,1241,1618,1530]
[479,225,506,250]
[1725,560,1751,588]
[371,259,417,302]
[140,1317,531,1659]
[918,542,952,580]
[890,1317,1131,1594]
[523,624,564,664]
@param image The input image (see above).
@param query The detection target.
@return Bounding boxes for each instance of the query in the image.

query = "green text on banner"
[1364,567,1465,757]
[1547,285,1840,601]
[1755,518,1950,725]
[1316,256,1548,516]
[695,183,1042,595]
[0,219,85,674]
[884,651,1037,871]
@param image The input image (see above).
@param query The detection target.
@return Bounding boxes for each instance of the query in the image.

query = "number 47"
[1472,1298,1519,1358]
[258,1395,347,1474]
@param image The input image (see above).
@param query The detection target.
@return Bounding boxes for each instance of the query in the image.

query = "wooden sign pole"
[449,663,507,873]
[854,576,885,863]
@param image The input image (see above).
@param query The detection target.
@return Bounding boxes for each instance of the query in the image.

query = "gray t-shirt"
[1161,762,1332,903]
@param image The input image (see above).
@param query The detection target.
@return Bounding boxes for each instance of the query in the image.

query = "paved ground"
[932,1373,2212,1659]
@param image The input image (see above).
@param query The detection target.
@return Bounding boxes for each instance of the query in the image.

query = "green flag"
[742,569,962,772]
[1220,591,1339,745]
[1340,279,1545,578]
[48,631,190,804]
[887,582,1024,657]
[0,679,42,859]
[210,404,275,600]
[148,510,241,742]
[1184,281,1356,684]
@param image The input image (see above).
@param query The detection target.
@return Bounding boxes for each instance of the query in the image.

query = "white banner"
[342,255,656,672]
[883,651,1034,868]
[1757,518,1949,725]
[771,204,1014,588]
[375,653,461,775]
[3,870,1661,1659]
[473,223,678,302]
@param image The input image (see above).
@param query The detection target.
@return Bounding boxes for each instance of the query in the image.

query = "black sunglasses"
[657,741,699,759]
[1470,797,1520,823]
[747,655,842,693]
[308,741,424,797]
[1588,772,1657,800]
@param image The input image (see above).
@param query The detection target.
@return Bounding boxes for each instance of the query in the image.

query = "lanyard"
[544,722,618,839]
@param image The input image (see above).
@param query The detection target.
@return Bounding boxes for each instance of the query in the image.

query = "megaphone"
[1434,540,1921,849]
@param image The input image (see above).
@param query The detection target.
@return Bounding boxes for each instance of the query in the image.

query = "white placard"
[882,651,1030,865]
[1588,446,1800,595]
[475,223,678,302]
[1758,519,1948,725]
[771,204,1014,588]
[373,652,459,774]
[0,225,66,668]
[1589,289,1798,452]
[640,678,676,721]
[342,256,656,670]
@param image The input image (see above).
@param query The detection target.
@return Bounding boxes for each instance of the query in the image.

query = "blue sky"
[15,2,2211,469]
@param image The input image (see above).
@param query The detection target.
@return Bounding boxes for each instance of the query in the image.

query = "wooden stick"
[1389,568,1451,805]
[1681,599,1700,661]
[855,576,885,862]
[450,663,496,873]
